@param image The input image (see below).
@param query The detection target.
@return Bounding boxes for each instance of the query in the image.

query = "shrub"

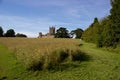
[43,52,59,70]
[70,49,89,61]
[56,49,69,63]
[27,55,45,70]
[43,49,69,70]
[20,49,89,71]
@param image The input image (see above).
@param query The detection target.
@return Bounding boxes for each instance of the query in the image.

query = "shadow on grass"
[77,43,83,47]
[71,51,90,61]
[0,76,7,80]
[28,51,91,72]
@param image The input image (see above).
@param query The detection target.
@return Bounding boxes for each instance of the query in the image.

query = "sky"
[0,0,111,37]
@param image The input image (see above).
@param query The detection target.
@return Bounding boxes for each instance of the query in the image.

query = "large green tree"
[82,17,100,43]
[4,29,15,37]
[82,0,120,48]
[110,0,120,46]
[71,28,83,39]
[16,33,27,37]
[100,0,120,47]
[96,17,111,47]
[55,27,70,38]
[0,26,4,37]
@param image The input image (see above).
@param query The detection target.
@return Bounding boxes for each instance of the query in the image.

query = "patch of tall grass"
[0,38,89,70]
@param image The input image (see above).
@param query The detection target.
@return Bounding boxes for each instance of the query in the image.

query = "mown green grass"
[0,38,120,80]
[0,44,26,80]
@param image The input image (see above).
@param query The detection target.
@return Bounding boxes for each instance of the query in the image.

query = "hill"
[0,38,120,80]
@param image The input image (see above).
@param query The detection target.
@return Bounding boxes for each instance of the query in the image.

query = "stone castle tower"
[49,27,55,35]
[38,27,55,38]
[39,32,42,38]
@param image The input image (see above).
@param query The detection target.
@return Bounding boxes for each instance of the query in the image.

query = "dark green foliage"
[82,17,100,43]
[99,0,120,48]
[55,27,70,38]
[82,0,120,48]
[110,0,120,24]
[70,28,83,39]
[16,33,27,37]
[4,29,15,37]
[0,26,27,38]
[96,17,110,47]
[94,17,99,23]
[0,26,4,37]
[109,0,120,47]
[96,35,103,48]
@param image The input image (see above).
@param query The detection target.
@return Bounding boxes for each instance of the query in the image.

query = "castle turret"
[39,32,42,38]
[49,27,55,35]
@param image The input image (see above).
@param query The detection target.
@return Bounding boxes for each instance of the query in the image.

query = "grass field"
[0,38,120,80]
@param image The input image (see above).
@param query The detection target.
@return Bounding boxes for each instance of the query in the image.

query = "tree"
[82,17,100,43]
[16,33,27,37]
[94,17,99,23]
[96,17,110,47]
[71,28,83,39]
[109,0,120,47]
[99,0,120,48]
[4,29,15,37]
[81,0,120,48]
[55,27,70,38]
[0,26,4,37]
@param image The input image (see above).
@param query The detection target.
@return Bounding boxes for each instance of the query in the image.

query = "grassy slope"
[0,40,120,80]
[36,41,120,80]
[0,44,26,80]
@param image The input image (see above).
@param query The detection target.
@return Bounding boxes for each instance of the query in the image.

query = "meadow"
[0,38,120,80]
[0,38,87,70]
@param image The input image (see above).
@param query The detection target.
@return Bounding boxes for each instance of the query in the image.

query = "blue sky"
[0,0,111,37]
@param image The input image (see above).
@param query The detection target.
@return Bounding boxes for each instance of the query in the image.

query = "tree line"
[55,27,83,39]
[0,27,27,37]
[81,0,120,48]
[0,26,84,38]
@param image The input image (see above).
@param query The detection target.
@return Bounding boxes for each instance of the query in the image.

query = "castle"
[38,27,55,38]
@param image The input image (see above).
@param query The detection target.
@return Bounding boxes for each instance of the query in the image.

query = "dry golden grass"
[0,38,84,70]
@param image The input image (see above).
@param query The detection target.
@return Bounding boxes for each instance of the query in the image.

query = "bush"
[16,33,27,37]
[56,49,69,62]
[26,48,89,71]
[27,55,45,70]
[43,49,69,70]
[70,49,89,61]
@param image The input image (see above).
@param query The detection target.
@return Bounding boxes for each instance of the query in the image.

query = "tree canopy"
[16,33,27,37]
[4,29,15,37]
[0,26,4,37]
[82,17,100,43]
[71,28,83,39]
[82,0,120,48]
[55,27,70,38]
